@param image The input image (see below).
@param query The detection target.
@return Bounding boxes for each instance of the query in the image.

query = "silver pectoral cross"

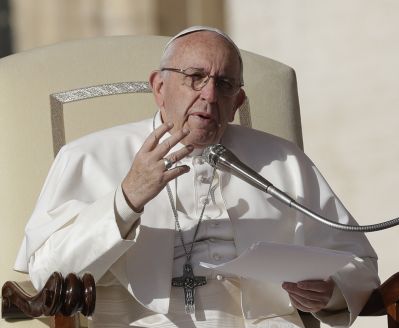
[171,263,207,314]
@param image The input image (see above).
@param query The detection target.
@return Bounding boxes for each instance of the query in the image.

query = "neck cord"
[166,169,216,262]
[152,112,216,263]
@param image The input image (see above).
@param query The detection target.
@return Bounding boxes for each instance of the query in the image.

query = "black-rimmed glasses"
[161,67,243,97]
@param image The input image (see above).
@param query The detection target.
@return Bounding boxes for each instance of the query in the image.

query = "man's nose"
[200,77,218,103]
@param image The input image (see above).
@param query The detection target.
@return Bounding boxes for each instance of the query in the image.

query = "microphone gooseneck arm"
[203,144,399,232]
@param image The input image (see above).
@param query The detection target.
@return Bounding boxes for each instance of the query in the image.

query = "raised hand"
[122,122,193,212]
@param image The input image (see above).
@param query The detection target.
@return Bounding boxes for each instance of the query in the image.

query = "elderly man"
[15,26,379,328]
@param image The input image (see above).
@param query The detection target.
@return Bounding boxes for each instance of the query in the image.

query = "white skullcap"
[164,25,244,85]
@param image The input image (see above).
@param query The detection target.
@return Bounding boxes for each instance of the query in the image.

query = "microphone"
[202,144,399,232]
[202,144,294,205]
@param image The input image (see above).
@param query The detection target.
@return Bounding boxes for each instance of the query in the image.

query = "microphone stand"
[203,144,399,232]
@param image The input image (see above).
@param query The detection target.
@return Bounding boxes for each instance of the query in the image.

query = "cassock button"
[213,253,221,261]
[194,157,204,165]
[216,274,223,281]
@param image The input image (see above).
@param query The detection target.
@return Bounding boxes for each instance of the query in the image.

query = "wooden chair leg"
[388,315,399,328]
[387,302,399,328]
[50,314,79,328]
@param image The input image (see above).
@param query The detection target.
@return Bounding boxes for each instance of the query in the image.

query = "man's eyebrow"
[186,67,206,72]
[216,73,238,81]
[187,67,235,78]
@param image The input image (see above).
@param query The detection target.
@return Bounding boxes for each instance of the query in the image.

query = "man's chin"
[185,137,217,149]
[182,129,221,148]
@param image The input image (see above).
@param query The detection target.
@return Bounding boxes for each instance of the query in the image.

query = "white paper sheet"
[200,241,355,283]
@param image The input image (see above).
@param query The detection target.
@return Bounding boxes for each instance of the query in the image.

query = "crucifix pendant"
[171,262,207,314]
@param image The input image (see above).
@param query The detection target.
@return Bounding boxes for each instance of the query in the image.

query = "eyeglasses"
[160,67,243,97]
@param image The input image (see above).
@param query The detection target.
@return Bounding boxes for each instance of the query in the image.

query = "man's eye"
[189,73,206,82]
[217,79,234,90]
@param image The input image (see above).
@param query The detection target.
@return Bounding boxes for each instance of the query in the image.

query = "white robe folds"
[15,117,379,327]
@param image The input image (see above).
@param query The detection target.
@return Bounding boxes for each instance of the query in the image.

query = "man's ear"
[230,88,246,121]
[149,70,165,108]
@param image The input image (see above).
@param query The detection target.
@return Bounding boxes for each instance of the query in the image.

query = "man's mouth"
[190,112,215,121]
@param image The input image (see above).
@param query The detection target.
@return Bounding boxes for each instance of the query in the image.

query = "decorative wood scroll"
[1,272,95,320]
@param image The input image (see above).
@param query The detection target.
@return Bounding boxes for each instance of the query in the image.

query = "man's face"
[151,32,244,148]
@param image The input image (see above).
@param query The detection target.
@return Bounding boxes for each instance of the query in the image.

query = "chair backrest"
[0,35,302,327]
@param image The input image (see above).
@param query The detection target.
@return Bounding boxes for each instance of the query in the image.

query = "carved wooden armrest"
[360,272,399,326]
[2,272,95,319]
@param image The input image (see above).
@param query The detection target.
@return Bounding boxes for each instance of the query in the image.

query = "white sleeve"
[17,143,142,290]
[293,150,380,327]
[114,184,142,238]
[28,189,139,290]
[311,256,378,327]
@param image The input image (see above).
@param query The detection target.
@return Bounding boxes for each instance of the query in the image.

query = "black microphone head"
[202,144,227,167]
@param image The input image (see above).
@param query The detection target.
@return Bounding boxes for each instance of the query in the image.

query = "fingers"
[141,122,190,157]
[141,122,174,152]
[282,280,334,313]
[122,125,194,211]
[159,145,194,184]
[154,128,191,160]
[163,163,191,182]
[297,279,334,293]
[162,144,194,170]
[282,282,324,302]
[283,280,332,294]
[288,294,317,312]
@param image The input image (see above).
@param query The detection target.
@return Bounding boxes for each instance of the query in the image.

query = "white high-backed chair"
[0,35,302,328]
[4,35,395,328]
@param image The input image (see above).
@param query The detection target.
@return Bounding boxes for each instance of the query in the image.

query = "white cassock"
[15,112,379,327]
